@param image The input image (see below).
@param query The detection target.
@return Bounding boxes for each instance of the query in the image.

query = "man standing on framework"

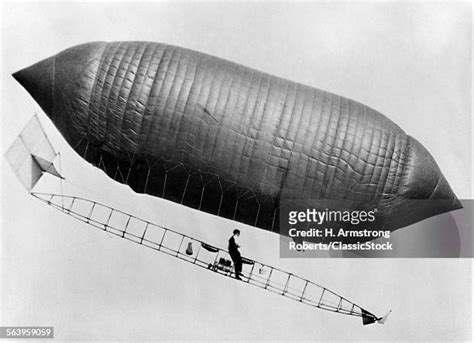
[228,229,243,280]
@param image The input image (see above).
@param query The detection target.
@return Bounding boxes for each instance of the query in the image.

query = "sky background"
[1,1,473,341]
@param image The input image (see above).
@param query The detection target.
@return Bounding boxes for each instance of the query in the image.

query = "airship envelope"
[12,41,462,239]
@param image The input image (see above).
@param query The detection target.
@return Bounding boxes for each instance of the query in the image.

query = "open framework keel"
[5,115,390,326]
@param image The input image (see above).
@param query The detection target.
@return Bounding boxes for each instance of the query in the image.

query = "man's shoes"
[235,276,242,281]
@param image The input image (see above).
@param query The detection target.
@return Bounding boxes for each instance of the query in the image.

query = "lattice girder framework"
[32,191,381,325]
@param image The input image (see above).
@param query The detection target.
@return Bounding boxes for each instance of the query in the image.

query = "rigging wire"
[7,113,386,326]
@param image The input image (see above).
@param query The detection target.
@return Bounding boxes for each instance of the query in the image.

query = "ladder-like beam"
[31,192,379,324]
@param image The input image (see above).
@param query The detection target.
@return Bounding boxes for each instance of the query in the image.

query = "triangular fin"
[31,154,63,179]
[361,309,377,325]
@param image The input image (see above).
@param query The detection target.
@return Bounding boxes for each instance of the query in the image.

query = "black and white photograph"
[1,1,472,341]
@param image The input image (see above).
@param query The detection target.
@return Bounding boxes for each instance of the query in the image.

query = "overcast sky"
[1,1,472,341]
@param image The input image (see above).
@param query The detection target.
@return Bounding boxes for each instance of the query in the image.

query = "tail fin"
[377,310,392,325]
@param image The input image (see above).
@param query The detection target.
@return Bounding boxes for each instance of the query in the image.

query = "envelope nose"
[398,136,462,216]
[12,42,107,130]
[13,54,54,115]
